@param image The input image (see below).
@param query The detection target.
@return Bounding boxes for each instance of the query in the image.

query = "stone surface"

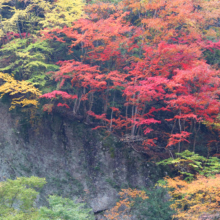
[0,103,162,216]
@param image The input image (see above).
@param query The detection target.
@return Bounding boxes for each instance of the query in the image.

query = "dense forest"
[1,0,220,219]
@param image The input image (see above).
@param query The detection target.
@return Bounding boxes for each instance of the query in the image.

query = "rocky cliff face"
[0,103,163,217]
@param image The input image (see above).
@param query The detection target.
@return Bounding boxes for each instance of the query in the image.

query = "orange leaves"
[42,104,54,113]
[165,175,220,219]
[84,2,117,20]
[104,188,148,220]
[118,188,148,200]
[134,0,218,43]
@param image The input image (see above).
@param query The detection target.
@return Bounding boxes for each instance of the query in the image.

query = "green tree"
[0,38,58,80]
[133,187,176,220]
[0,176,46,220]
[0,0,85,39]
[105,188,175,220]
[157,150,220,181]
[0,176,95,220]
[38,195,95,220]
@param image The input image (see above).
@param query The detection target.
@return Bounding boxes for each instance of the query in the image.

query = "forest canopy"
[0,0,220,156]
[1,0,220,219]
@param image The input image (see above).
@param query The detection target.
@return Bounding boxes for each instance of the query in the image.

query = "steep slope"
[0,103,162,214]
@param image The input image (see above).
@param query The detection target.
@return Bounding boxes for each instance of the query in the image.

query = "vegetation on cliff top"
[1,0,220,218]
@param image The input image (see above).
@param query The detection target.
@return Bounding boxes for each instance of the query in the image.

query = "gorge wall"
[0,103,163,217]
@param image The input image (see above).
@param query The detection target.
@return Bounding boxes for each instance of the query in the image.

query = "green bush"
[0,176,46,220]
[39,195,95,220]
[157,150,220,181]
[0,176,95,220]
[132,186,176,220]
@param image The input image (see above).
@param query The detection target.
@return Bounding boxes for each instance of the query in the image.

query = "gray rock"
[0,103,161,217]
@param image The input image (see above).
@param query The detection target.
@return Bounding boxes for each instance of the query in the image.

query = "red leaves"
[57,103,70,109]
[42,104,54,113]
[1,32,31,44]
[110,107,120,112]
[167,131,191,148]
[143,128,153,135]
[205,40,220,52]
[143,138,158,147]
[40,91,77,100]
[166,61,220,123]
[50,60,107,91]
[123,76,168,104]
[135,118,161,126]
[87,111,109,122]
[40,0,220,153]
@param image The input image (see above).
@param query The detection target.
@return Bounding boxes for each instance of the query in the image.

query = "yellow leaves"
[27,0,51,11]
[0,72,41,110]
[165,175,220,219]
[16,51,30,59]
[40,0,85,29]
[0,0,11,9]
[203,114,220,130]
[205,28,217,38]
[0,0,84,38]
[0,1,30,37]
[10,97,39,110]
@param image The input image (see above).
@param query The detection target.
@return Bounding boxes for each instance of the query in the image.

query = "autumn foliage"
[104,188,148,220]
[165,175,220,220]
[0,0,220,219]
[0,72,41,110]
[0,0,219,155]
[36,0,220,156]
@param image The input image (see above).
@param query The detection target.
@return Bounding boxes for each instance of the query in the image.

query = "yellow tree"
[165,175,220,220]
[0,72,41,110]
[0,0,85,39]
[0,0,29,38]
[40,0,85,29]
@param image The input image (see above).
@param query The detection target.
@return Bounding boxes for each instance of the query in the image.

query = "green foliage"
[105,187,175,220]
[0,176,95,220]
[132,186,176,220]
[157,150,220,181]
[0,38,58,90]
[204,48,220,67]
[38,195,95,220]
[0,176,46,220]
[0,0,49,37]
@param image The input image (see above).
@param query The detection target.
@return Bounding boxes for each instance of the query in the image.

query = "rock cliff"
[0,103,162,217]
